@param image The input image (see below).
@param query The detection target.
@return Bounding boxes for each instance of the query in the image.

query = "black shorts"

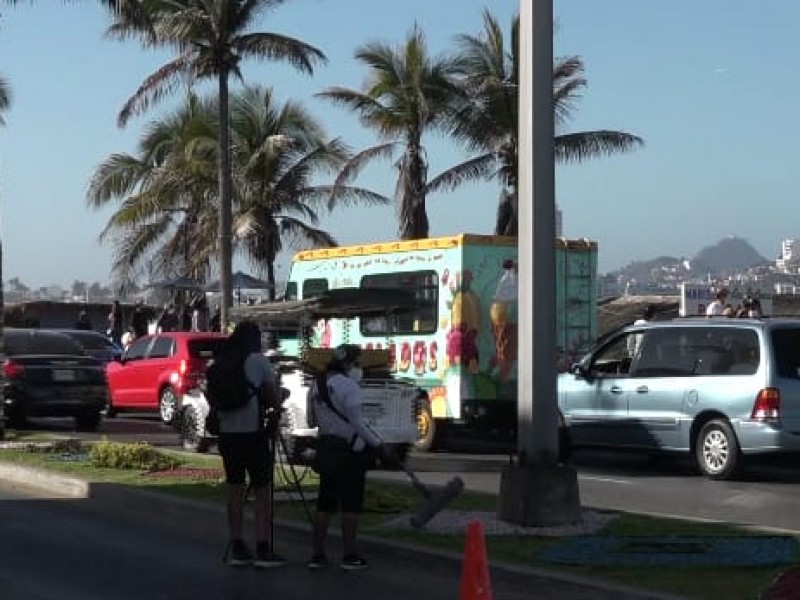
[217,431,273,488]
[316,454,367,514]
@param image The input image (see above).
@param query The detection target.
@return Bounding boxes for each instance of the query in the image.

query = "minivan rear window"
[188,338,226,359]
[770,328,800,378]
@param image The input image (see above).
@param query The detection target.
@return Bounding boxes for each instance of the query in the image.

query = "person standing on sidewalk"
[216,320,286,568]
[306,344,390,571]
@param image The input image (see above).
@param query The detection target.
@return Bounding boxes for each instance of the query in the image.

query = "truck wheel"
[180,407,209,453]
[695,419,741,480]
[414,399,436,452]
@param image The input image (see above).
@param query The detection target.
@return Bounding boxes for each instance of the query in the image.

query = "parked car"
[53,329,123,366]
[559,317,800,480]
[2,328,107,431]
[106,332,226,424]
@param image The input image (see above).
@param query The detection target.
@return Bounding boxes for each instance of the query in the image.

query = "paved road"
[400,450,800,533]
[17,417,800,533]
[0,481,655,600]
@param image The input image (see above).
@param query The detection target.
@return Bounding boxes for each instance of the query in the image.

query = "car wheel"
[159,386,179,426]
[7,410,26,430]
[414,399,437,452]
[104,396,118,418]
[180,407,209,453]
[695,418,741,480]
[75,412,102,433]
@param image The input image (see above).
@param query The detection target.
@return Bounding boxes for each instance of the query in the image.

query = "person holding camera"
[216,320,285,568]
[307,344,391,571]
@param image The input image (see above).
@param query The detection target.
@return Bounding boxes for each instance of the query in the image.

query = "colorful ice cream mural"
[286,234,598,426]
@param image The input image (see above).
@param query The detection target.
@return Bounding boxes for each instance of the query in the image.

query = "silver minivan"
[558,318,800,479]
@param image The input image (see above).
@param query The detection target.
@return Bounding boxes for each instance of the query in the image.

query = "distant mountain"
[608,236,768,280]
[691,236,767,274]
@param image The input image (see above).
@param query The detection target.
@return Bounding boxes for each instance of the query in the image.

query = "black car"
[3,328,107,431]
[53,329,123,366]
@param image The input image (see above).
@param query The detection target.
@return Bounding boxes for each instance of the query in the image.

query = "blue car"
[558,317,800,480]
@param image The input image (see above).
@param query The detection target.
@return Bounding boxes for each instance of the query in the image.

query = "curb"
[0,460,689,600]
[0,461,90,497]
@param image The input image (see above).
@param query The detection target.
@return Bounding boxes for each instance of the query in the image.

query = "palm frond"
[299,185,392,209]
[331,142,396,190]
[86,153,150,206]
[316,87,390,128]
[555,130,644,163]
[425,153,496,194]
[278,217,337,249]
[118,52,193,126]
[233,32,326,74]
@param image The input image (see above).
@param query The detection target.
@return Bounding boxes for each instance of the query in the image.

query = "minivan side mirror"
[572,362,592,381]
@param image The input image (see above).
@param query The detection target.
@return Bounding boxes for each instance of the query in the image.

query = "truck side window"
[302,278,328,299]
[360,270,438,336]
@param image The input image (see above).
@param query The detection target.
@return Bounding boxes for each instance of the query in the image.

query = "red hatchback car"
[106,332,227,424]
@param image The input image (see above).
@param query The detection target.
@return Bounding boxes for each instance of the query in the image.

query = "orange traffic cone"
[459,520,493,600]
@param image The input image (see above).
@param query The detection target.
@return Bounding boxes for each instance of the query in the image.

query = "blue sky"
[2,0,799,288]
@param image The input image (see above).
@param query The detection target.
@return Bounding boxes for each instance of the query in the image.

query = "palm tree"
[103,0,326,326]
[0,75,10,126]
[87,93,220,285]
[318,25,461,240]
[433,10,643,235]
[230,86,390,299]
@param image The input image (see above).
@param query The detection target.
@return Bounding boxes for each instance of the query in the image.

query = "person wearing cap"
[306,344,389,571]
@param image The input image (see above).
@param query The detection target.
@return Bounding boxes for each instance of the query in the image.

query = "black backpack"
[205,349,257,412]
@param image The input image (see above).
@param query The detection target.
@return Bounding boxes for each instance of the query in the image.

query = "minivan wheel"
[695,419,741,480]
[159,386,179,426]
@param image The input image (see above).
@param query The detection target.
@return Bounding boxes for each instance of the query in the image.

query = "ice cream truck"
[279,234,598,450]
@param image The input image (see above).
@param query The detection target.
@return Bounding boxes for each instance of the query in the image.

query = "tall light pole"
[497,0,581,527]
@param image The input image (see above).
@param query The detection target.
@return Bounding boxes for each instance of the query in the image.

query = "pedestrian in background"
[306,344,390,571]
[130,300,149,339]
[216,320,285,568]
[75,310,92,331]
[108,300,124,345]
[706,289,728,317]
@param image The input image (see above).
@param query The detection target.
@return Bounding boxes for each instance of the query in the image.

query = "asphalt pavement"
[0,474,684,600]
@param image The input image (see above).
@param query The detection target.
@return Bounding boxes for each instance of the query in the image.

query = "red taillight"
[179,359,187,375]
[751,388,780,420]
[3,360,24,379]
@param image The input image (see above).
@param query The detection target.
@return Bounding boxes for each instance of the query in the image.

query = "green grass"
[0,442,792,600]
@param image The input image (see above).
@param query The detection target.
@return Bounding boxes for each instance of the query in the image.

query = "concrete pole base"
[497,462,582,527]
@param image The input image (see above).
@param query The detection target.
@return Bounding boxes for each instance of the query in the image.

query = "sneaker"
[307,553,329,570]
[227,539,253,567]
[254,543,287,568]
[340,555,369,571]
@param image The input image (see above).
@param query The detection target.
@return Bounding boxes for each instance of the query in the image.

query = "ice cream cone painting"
[490,260,518,381]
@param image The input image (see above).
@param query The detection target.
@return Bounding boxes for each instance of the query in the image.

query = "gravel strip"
[382,509,616,536]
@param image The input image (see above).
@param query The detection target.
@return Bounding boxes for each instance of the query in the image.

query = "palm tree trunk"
[398,145,429,240]
[217,67,233,330]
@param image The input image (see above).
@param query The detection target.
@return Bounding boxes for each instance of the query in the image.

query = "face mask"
[348,366,363,382]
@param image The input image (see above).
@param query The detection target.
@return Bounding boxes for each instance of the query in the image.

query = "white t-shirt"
[706,300,725,317]
[310,372,382,451]
[217,353,276,434]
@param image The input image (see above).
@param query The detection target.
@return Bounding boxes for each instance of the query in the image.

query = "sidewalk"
[0,460,689,600]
